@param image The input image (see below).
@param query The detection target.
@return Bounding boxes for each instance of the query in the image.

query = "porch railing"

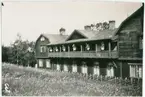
[48,51,118,58]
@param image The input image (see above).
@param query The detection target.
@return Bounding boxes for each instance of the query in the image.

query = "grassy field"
[2,63,142,96]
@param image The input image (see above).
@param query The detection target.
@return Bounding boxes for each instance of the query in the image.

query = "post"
[80,45,83,52]
[95,44,97,52]
[108,42,111,56]
[120,62,122,79]
[68,45,70,52]
[60,46,61,52]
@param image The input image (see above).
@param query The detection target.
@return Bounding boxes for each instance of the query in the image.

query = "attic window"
[40,37,45,41]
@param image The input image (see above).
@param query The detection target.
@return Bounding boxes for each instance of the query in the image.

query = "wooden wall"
[118,11,143,59]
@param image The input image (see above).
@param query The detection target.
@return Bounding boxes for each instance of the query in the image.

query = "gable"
[115,5,143,36]
[66,30,87,41]
[35,34,49,49]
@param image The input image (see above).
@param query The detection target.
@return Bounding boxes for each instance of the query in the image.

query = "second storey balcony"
[48,51,118,58]
[47,39,118,59]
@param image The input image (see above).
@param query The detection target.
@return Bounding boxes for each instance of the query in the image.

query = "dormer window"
[40,37,45,41]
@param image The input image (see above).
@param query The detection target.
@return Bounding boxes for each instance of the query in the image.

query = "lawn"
[2,63,142,96]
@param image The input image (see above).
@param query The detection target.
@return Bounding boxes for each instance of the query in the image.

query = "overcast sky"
[1,1,142,46]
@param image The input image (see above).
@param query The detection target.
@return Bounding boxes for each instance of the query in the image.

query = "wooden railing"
[48,51,118,58]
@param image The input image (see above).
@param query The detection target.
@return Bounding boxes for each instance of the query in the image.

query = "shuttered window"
[94,66,100,76]
[82,65,87,74]
[56,64,60,71]
[46,60,51,68]
[129,64,142,78]
[39,59,43,67]
[64,64,68,71]
[72,65,77,72]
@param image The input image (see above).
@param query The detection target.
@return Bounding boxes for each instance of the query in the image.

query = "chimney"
[59,27,65,35]
[109,20,115,29]
[84,25,91,31]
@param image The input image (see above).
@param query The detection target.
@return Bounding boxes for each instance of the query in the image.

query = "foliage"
[86,22,110,31]
[2,63,142,96]
[2,33,36,67]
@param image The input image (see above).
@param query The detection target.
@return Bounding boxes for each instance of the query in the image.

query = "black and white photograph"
[1,0,144,96]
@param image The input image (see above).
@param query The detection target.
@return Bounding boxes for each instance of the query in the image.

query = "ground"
[2,63,142,96]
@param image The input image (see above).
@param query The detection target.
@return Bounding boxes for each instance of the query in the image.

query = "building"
[35,5,143,79]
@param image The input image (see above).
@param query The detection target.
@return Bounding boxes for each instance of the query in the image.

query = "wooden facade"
[35,5,143,79]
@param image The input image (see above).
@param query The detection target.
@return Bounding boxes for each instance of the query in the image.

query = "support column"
[60,46,61,52]
[80,45,83,52]
[95,44,98,52]
[68,45,70,52]
[109,42,111,57]
[120,62,122,78]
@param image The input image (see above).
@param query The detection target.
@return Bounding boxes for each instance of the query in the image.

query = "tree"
[2,45,9,62]
[2,33,36,67]
[102,22,109,30]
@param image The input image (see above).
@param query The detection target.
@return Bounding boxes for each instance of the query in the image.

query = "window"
[48,47,52,52]
[139,36,143,49]
[72,44,77,51]
[56,64,60,71]
[129,63,142,78]
[62,45,66,51]
[72,64,77,72]
[86,44,90,51]
[64,64,68,71]
[40,37,45,41]
[39,59,43,67]
[94,66,100,75]
[40,46,46,53]
[107,67,114,77]
[46,60,51,68]
[101,42,105,51]
[55,46,59,52]
[82,65,87,74]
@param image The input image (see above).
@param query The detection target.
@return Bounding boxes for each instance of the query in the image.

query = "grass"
[2,63,142,96]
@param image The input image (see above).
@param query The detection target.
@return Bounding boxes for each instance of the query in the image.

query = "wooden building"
[35,5,143,79]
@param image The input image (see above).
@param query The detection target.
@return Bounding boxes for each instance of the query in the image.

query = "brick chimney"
[59,27,65,35]
[109,20,115,29]
[84,25,91,31]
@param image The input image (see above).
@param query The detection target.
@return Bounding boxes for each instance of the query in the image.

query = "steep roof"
[42,34,68,44]
[114,5,143,35]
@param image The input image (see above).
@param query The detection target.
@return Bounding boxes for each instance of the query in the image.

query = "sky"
[1,1,142,46]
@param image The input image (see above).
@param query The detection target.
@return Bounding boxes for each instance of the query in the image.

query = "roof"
[114,5,143,35]
[47,28,117,46]
[42,33,68,44]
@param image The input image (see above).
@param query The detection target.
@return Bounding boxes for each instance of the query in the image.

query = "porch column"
[120,62,123,78]
[80,45,83,52]
[108,42,111,57]
[95,44,98,52]
[68,45,70,52]
[60,46,61,52]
